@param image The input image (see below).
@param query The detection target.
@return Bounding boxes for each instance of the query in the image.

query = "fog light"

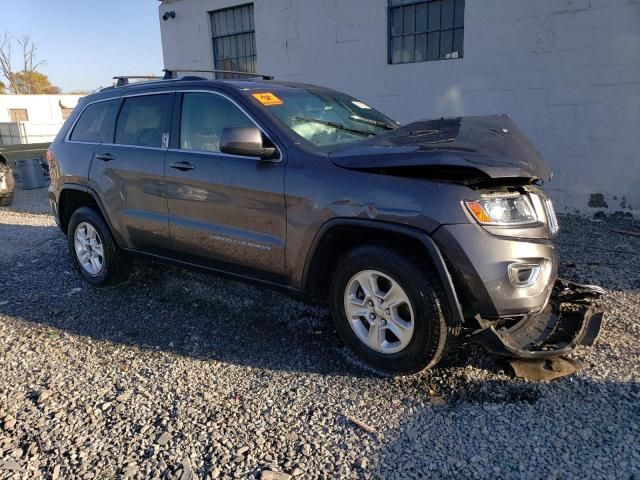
[508,263,541,288]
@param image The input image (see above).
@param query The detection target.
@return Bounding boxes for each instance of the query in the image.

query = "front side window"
[180,92,254,153]
[210,4,256,79]
[248,88,398,149]
[70,100,119,143]
[115,94,172,148]
[389,0,465,64]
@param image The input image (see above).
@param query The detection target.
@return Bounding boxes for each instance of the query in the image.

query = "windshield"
[248,88,399,149]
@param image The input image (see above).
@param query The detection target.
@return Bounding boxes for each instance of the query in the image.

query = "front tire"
[330,245,457,374]
[67,207,129,287]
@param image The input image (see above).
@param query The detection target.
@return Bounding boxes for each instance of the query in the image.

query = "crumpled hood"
[329,115,552,182]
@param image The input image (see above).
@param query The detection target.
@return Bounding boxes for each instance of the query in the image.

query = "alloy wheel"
[343,269,415,354]
[74,221,105,276]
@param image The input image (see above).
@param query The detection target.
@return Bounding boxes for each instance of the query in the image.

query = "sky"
[1,0,164,93]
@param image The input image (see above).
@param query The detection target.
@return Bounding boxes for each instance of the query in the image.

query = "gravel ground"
[0,187,639,480]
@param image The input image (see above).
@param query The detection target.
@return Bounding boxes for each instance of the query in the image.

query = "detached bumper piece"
[470,278,605,359]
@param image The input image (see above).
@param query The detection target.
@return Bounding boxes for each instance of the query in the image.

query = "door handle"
[170,161,195,171]
[95,153,114,161]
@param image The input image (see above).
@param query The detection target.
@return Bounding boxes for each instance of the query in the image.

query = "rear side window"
[180,92,254,153]
[69,99,119,143]
[115,94,172,148]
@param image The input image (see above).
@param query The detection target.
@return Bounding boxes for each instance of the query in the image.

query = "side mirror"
[220,127,277,160]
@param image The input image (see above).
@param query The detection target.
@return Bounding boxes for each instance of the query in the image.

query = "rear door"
[90,92,174,254]
[63,98,120,190]
[164,90,286,280]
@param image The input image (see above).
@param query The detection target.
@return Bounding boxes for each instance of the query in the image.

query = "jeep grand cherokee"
[46,71,601,373]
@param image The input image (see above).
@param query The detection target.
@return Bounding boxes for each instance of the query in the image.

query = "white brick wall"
[159,0,640,214]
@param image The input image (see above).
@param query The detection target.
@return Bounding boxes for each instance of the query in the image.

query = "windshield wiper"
[293,116,375,137]
[349,115,395,130]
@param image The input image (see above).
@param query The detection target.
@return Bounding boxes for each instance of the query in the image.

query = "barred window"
[389,0,465,64]
[210,4,256,79]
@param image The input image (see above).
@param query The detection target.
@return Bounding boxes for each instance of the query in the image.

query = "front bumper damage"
[470,278,604,359]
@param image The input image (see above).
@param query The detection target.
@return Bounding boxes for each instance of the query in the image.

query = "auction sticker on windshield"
[252,92,284,106]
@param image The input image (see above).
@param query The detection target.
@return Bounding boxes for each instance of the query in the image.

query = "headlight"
[465,194,537,225]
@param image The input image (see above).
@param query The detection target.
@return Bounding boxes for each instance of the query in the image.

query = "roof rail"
[113,75,163,87]
[163,68,274,80]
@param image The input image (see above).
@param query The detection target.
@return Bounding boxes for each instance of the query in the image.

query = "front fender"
[301,218,465,330]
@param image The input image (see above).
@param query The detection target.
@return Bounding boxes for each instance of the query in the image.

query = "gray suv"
[47,71,600,373]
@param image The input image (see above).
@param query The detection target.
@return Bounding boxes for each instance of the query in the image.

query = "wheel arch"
[58,184,115,237]
[301,219,464,329]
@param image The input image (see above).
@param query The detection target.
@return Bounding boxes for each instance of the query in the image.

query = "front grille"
[544,198,559,235]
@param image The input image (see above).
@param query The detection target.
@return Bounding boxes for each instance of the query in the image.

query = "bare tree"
[0,31,18,93]
[0,31,55,94]
[17,34,46,76]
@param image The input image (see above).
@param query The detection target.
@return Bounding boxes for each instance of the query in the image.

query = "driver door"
[164,91,286,280]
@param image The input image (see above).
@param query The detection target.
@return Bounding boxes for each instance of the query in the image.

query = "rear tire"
[67,207,129,287]
[330,245,457,374]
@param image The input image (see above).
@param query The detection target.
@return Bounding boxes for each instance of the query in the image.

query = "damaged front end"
[329,113,604,361]
[470,278,605,358]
